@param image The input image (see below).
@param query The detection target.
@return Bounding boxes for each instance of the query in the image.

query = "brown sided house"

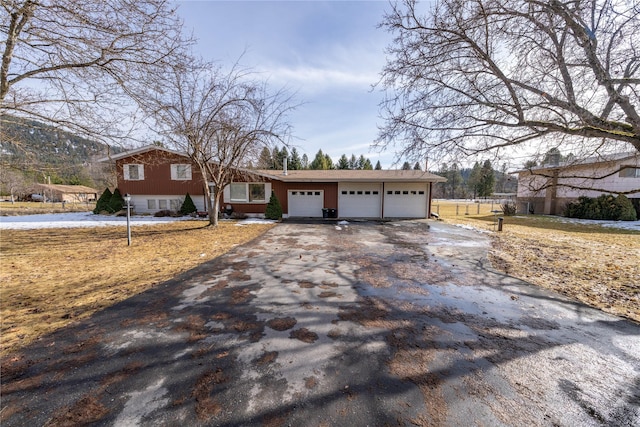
[35,184,98,203]
[102,145,446,219]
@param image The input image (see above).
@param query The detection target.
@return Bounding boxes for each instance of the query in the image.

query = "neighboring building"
[35,184,98,203]
[101,145,446,219]
[516,152,640,215]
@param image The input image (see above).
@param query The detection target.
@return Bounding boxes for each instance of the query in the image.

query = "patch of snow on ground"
[532,216,640,231]
[0,212,279,230]
[337,220,349,225]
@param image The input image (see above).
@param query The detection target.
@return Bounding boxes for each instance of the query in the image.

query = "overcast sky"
[176,0,400,168]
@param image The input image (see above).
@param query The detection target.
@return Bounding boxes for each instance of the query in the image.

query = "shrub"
[180,193,197,215]
[154,210,174,217]
[108,188,125,214]
[264,191,282,220]
[93,188,112,214]
[501,202,517,216]
[564,194,637,221]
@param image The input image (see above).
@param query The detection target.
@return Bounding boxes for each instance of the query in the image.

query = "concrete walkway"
[1,220,638,426]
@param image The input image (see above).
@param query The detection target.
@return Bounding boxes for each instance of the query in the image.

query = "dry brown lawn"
[436,202,640,323]
[0,220,274,356]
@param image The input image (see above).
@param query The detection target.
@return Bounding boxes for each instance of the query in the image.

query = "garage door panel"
[383,183,428,218]
[288,190,323,217]
[338,183,381,218]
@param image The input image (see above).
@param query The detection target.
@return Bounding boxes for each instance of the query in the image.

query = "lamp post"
[124,193,131,246]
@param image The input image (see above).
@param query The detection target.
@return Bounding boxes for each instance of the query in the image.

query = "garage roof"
[256,169,446,183]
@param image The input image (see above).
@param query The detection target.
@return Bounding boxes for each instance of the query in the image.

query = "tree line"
[433,160,516,199]
[255,146,381,171]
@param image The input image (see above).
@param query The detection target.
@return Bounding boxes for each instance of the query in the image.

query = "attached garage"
[383,183,429,218]
[288,190,324,217]
[338,183,382,218]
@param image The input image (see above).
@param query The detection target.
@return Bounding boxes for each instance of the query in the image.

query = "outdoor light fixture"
[124,193,132,246]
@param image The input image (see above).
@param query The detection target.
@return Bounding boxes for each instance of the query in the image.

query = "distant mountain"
[0,115,120,165]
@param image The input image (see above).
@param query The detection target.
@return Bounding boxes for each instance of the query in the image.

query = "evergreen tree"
[478,160,495,198]
[324,153,334,169]
[289,147,302,170]
[401,161,411,170]
[257,147,273,169]
[349,154,357,169]
[264,191,283,220]
[279,146,289,170]
[272,146,283,170]
[180,193,197,215]
[413,162,422,170]
[374,160,382,170]
[468,161,483,199]
[362,158,373,170]
[301,154,309,169]
[93,187,112,214]
[337,154,350,169]
[108,188,125,213]
[357,155,367,170]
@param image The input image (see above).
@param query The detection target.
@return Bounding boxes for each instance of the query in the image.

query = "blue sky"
[176,0,398,167]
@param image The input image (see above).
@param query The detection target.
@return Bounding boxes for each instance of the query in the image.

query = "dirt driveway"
[2,220,639,426]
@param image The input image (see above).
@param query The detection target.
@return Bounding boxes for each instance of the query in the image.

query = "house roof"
[515,151,639,174]
[37,184,98,194]
[101,145,446,183]
[255,169,446,183]
[97,145,187,162]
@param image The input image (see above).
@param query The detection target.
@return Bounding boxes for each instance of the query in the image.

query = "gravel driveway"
[2,220,639,426]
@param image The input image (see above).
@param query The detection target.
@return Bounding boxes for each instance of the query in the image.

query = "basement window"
[620,166,640,178]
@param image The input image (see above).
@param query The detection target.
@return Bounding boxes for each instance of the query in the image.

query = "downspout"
[381,182,385,218]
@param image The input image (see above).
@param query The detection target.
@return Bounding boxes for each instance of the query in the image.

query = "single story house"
[516,151,640,215]
[101,145,446,219]
[35,184,98,203]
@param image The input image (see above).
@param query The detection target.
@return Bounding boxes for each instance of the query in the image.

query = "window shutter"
[223,185,230,203]
[170,164,177,180]
[185,165,192,180]
[123,164,130,180]
[138,164,144,180]
[265,183,272,198]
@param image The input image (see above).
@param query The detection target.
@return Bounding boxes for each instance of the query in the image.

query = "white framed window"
[171,164,192,180]
[226,182,269,203]
[158,199,167,209]
[170,199,181,210]
[619,166,640,178]
[123,164,144,180]
[147,199,156,210]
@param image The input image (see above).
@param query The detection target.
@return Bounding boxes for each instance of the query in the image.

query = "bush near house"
[108,188,125,214]
[264,191,283,220]
[180,193,197,215]
[564,194,637,221]
[501,202,517,216]
[93,188,112,214]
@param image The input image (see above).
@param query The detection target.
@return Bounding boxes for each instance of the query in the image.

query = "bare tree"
[377,0,640,164]
[144,61,296,226]
[1,0,189,144]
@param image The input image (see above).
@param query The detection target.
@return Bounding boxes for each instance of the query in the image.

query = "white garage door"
[288,190,324,217]
[338,183,382,218]
[383,183,428,218]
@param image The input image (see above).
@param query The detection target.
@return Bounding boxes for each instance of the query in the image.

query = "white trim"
[171,164,192,180]
[124,164,144,181]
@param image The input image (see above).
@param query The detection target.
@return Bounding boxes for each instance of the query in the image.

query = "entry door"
[288,190,324,217]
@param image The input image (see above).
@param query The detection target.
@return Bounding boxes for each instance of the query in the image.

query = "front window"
[124,164,143,180]
[230,183,247,201]
[171,164,192,180]
[620,166,640,178]
[249,183,266,202]
[229,183,266,203]
[147,199,156,210]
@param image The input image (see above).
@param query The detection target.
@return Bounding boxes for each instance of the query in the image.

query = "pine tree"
[337,154,350,169]
[349,154,357,169]
[413,162,422,170]
[108,188,125,213]
[401,161,411,170]
[257,147,273,169]
[478,160,495,198]
[289,148,302,170]
[301,154,309,169]
[374,160,382,170]
[93,188,112,214]
[180,193,197,215]
[264,191,283,220]
[362,158,373,170]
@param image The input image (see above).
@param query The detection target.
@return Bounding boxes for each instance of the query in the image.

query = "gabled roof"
[99,145,446,183]
[515,151,639,174]
[97,145,187,162]
[37,184,98,193]
[257,169,446,183]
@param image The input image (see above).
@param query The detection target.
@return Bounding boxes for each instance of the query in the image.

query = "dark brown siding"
[272,181,338,214]
[115,151,204,196]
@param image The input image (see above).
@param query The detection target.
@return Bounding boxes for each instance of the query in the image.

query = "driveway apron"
[1,220,639,426]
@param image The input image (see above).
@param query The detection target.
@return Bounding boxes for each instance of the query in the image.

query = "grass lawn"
[435,201,640,323]
[0,201,95,215]
[0,220,275,356]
